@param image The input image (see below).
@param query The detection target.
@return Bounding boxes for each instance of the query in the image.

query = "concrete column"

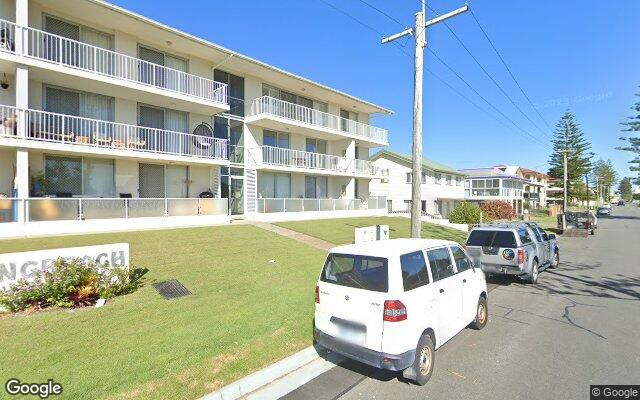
[15,149,29,222]
[15,0,28,54]
[15,65,28,137]
[345,140,356,198]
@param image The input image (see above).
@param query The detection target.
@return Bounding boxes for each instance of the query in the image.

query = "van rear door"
[315,253,388,352]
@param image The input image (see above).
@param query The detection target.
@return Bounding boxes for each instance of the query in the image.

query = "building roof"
[330,238,456,258]
[458,167,526,181]
[80,0,393,115]
[370,150,463,175]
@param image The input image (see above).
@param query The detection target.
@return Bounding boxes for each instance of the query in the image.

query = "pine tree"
[592,158,618,201]
[617,89,640,185]
[618,177,633,201]
[548,111,593,201]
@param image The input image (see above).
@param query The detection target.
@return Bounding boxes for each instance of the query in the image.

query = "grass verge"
[275,216,468,245]
[0,225,325,399]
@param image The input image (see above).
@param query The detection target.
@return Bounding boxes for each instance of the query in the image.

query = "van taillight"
[517,249,525,265]
[383,300,407,322]
[315,286,320,304]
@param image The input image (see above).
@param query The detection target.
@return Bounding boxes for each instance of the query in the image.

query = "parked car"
[314,238,487,386]
[465,222,559,284]
[597,206,611,216]
[617,200,625,206]
[558,211,596,234]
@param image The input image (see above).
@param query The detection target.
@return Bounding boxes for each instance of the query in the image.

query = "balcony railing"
[0,198,228,222]
[464,188,523,198]
[249,96,388,144]
[0,19,228,105]
[256,196,387,213]
[249,146,380,176]
[0,105,228,161]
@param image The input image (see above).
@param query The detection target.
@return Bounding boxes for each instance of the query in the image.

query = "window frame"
[449,245,473,273]
[400,250,430,292]
[426,246,457,282]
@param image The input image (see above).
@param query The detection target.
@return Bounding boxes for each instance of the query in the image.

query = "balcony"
[246,96,388,145]
[256,196,387,213]
[0,197,228,223]
[0,105,228,163]
[248,146,381,177]
[0,19,229,114]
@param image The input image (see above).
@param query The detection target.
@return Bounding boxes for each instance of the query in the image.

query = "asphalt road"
[283,205,640,400]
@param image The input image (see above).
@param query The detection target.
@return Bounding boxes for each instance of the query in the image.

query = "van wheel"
[471,297,488,330]
[412,334,435,386]
[527,260,539,284]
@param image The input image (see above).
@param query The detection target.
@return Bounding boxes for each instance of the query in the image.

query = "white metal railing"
[256,196,386,213]
[0,198,228,222]
[249,96,388,144]
[465,188,523,198]
[249,146,380,176]
[0,104,228,160]
[0,19,228,105]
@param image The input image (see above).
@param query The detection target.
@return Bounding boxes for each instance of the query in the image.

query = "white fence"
[250,146,380,176]
[256,196,386,213]
[0,198,228,222]
[0,105,228,160]
[249,96,388,144]
[0,19,228,104]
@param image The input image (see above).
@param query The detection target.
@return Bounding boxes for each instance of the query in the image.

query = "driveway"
[283,205,640,400]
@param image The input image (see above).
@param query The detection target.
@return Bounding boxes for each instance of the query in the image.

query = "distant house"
[459,166,526,214]
[369,150,465,218]
[460,165,552,214]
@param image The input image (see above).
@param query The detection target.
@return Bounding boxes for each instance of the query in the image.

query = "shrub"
[480,200,516,220]
[449,202,484,224]
[0,259,145,312]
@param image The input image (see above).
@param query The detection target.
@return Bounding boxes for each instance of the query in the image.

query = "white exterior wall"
[370,157,464,215]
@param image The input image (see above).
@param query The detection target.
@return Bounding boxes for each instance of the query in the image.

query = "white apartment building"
[369,150,465,218]
[0,0,390,238]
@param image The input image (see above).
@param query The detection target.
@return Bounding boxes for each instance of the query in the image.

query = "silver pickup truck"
[465,222,559,284]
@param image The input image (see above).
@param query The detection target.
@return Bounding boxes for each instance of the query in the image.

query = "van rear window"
[320,253,388,292]
[467,230,517,248]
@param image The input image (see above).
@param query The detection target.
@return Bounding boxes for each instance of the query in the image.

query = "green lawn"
[527,214,558,230]
[0,226,326,399]
[276,216,468,245]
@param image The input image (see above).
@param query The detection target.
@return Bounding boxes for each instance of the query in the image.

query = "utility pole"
[381,1,468,238]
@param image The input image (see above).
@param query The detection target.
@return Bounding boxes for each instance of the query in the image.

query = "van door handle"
[439,289,444,293]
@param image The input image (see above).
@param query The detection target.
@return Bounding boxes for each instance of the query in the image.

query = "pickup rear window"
[467,230,518,248]
[321,253,388,292]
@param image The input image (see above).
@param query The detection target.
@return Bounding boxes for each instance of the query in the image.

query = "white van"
[314,238,488,385]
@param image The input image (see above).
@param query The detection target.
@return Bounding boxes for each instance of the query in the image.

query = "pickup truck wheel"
[412,334,435,386]
[528,260,539,284]
[550,249,559,268]
[471,296,488,330]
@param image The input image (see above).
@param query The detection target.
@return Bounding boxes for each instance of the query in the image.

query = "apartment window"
[44,85,114,121]
[44,155,115,197]
[340,109,358,132]
[404,200,412,212]
[421,172,426,184]
[259,172,291,198]
[215,70,245,117]
[305,138,327,154]
[456,176,462,186]
[435,173,442,184]
[305,176,328,198]
[262,84,314,108]
[446,175,453,185]
[43,15,114,70]
[137,45,188,89]
[263,131,290,148]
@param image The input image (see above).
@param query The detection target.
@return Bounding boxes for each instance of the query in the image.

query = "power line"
[357,0,408,28]
[469,8,553,131]
[427,47,552,149]
[427,4,552,139]
[315,0,551,150]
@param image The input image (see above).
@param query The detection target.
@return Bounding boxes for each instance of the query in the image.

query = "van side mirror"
[548,234,556,240]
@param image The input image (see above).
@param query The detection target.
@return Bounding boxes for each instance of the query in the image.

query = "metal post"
[563,149,568,231]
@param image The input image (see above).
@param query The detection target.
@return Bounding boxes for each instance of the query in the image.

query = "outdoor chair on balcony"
[1,113,17,136]
[128,137,147,149]
[95,137,113,146]
[0,28,14,52]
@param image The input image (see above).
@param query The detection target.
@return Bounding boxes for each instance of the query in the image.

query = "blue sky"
[112,0,640,178]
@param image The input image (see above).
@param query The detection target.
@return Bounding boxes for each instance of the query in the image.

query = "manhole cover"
[152,279,191,299]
